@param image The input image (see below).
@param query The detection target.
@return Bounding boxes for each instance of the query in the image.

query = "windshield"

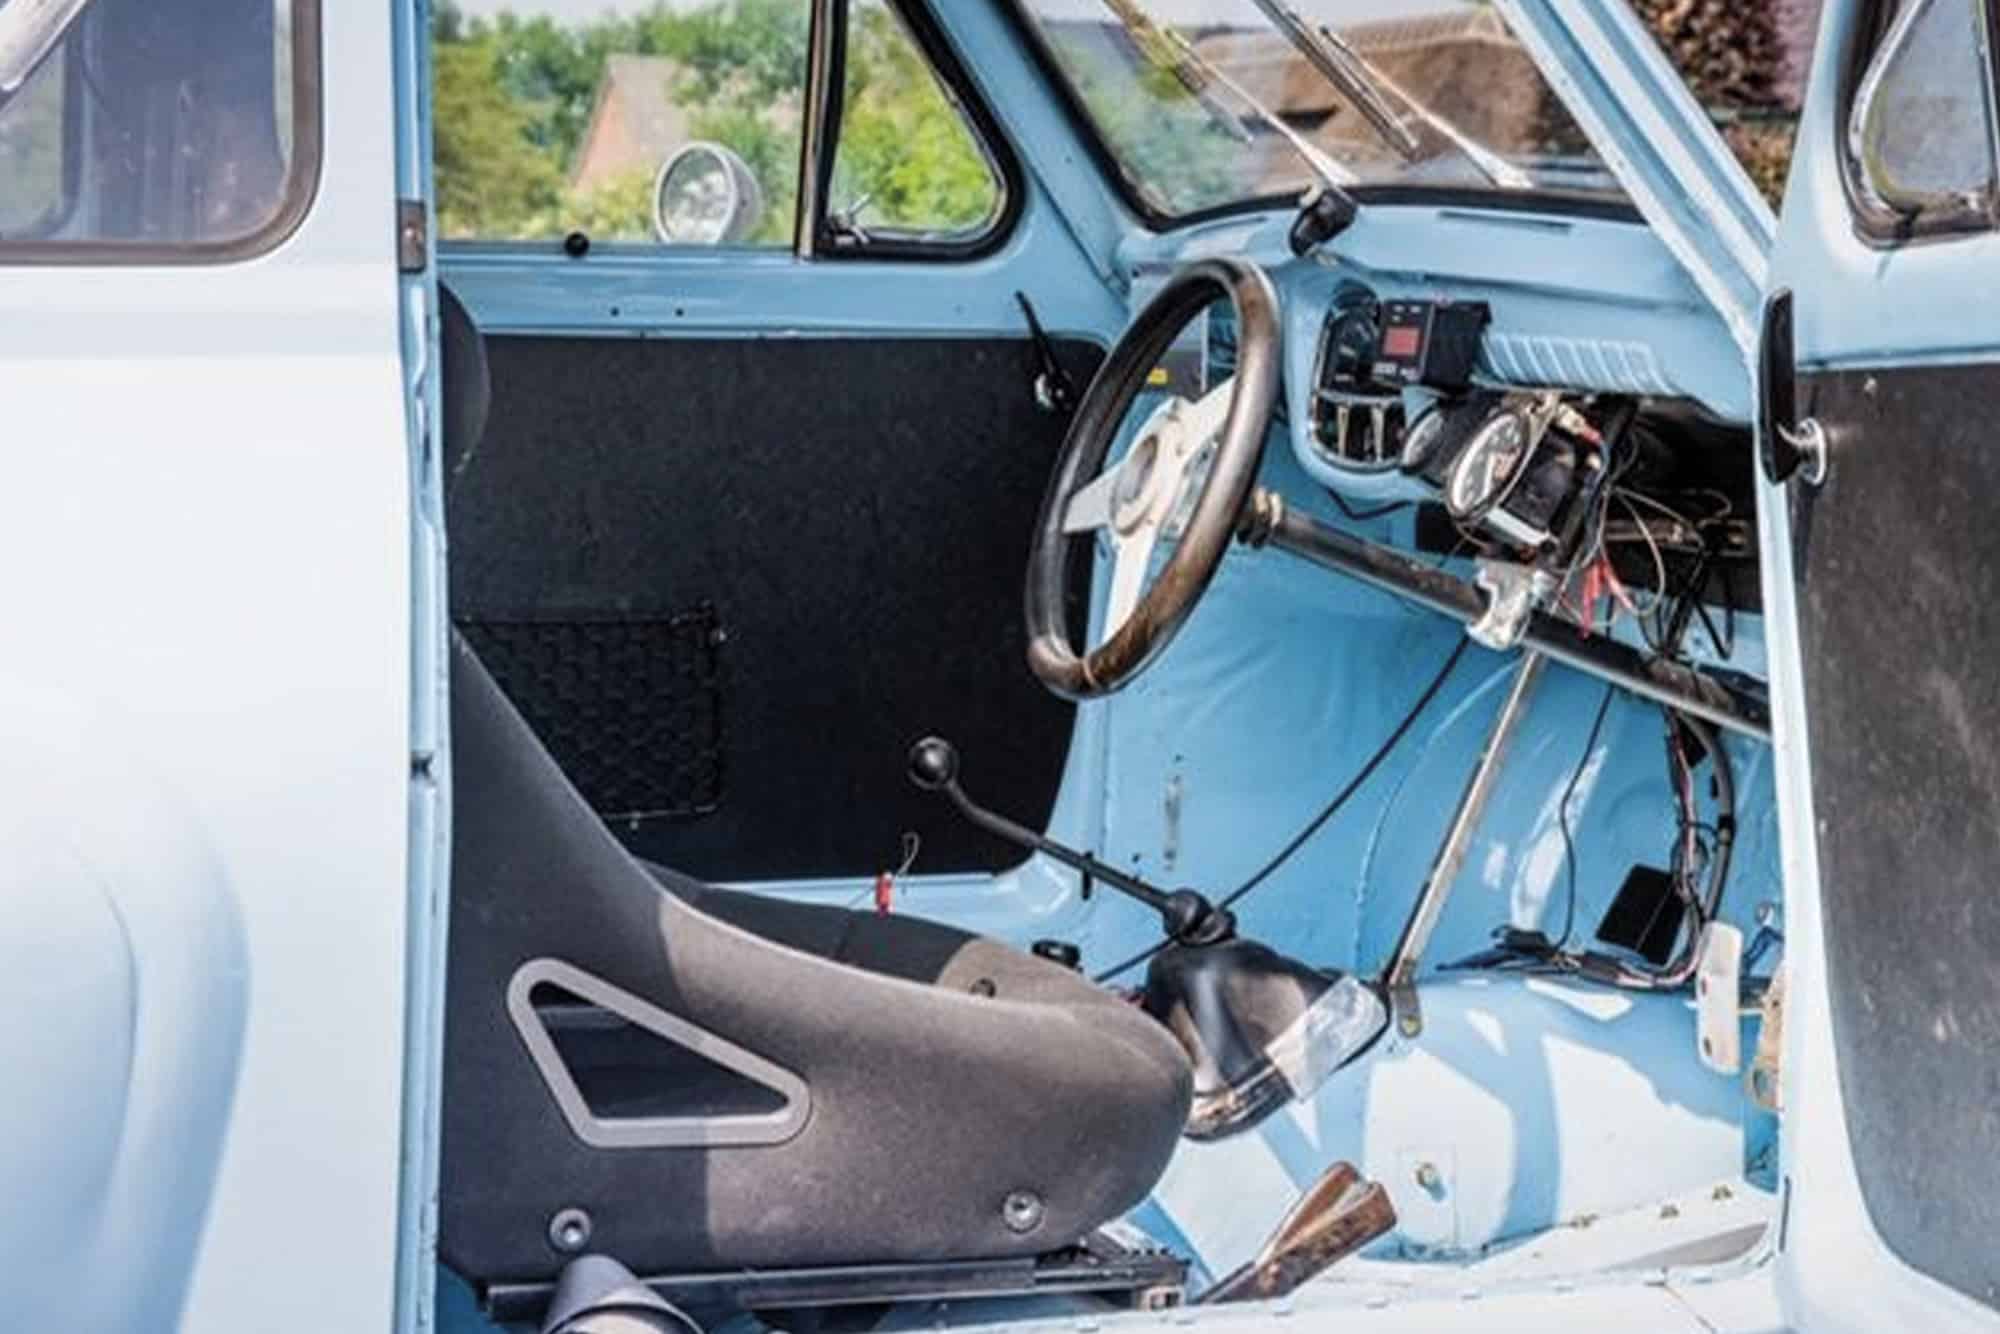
[1019,0,1626,218]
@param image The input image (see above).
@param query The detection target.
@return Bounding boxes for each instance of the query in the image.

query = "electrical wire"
[1615,492,1670,622]
[1092,635,1472,984]
[1553,685,1617,952]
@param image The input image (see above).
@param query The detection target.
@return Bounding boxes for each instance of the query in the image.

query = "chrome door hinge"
[398,199,429,274]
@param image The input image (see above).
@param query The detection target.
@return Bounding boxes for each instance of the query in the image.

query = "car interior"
[425,2,1788,1330]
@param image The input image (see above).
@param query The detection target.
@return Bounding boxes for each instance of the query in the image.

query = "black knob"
[908,736,959,791]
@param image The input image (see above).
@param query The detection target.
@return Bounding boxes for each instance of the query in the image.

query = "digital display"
[1372,300,1491,392]
[1380,325,1423,360]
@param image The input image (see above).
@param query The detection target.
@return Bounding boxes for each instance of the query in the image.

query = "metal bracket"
[1469,560,1552,652]
[1381,651,1547,1036]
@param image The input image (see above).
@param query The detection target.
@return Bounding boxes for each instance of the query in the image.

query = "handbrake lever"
[908,736,1233,946]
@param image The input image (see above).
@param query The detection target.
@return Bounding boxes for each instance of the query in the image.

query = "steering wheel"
[1026,258,1281,699]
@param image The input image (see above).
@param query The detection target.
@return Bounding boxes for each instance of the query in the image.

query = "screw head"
[1001,1190,1045,1234]
[548,1207,593,1254]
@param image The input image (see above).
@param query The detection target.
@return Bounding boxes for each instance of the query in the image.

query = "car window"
[826,0,1005,247]
[0,30,63,240]
[0,0,316,260]
[1847,0,1999,236]
[431,0,808,247]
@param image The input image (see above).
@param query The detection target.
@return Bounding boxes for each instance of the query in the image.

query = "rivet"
[1414,1161,1443,1191]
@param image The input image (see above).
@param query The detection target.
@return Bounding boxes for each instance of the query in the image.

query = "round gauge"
[1446,409,1531,520]
[1326,306,1379,382]
[1399,405,1447,472]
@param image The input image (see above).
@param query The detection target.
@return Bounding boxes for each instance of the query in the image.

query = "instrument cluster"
[1304,281,1598,557]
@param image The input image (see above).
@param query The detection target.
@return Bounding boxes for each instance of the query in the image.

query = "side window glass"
[0,0,314,260]
[0,40,65,239]
[825,0,1004,248]
[1848,0,2000,235]
[431,0,808,248]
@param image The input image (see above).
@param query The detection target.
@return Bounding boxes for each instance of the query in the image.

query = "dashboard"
[1154,214,1765,675]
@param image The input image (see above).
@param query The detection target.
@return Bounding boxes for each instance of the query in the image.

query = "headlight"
[1446,409,1532,521]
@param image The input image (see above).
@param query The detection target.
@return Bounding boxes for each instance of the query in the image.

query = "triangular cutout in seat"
[507,957,809,1149]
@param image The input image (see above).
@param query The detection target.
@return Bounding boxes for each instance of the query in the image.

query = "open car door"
[1502,0,2000,1322]
[1754,0,2000,1326]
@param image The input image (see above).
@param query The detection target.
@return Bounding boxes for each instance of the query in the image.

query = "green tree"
[432,34,565,238]
[430,0,1011,243]
[646,0,809,107]
[833,4,997,232]
[1054,32,1241,217]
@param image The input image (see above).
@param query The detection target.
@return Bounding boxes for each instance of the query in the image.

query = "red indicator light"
[1381,326,1422,359]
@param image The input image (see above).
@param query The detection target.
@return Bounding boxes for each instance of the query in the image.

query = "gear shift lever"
[908,737,1233,945]
[909,735,1390,1143]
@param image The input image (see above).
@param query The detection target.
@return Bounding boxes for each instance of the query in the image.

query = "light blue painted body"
[433,0,1786,1313]
[7,0,1985,1329]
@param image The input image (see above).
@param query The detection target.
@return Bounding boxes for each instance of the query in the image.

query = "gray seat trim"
[507,957,810,1150]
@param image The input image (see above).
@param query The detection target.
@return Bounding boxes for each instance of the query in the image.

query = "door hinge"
[398,199,429,274]
[1758,288,1827,487]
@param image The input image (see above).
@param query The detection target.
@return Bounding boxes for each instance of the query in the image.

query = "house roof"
[572,54,691,188]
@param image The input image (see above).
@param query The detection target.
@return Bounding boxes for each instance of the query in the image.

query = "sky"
[449,0,1463,24]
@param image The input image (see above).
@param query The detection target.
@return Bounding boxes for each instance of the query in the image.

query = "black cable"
[1092,636,1472,984]
[1553,685,1617,951]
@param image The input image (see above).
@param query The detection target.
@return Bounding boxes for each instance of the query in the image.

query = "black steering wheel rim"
[1025,257,1281,699]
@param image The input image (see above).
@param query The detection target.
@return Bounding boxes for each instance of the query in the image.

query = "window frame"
[432,0,1019,264]
[0,0,323,267]
[807,0,1024,263]
[1840,0,2000,247]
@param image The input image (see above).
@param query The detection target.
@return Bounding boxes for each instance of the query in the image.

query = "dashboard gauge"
[1310,284,1403,471]
[1399,405,1447,472]
[1446,408,1532,521]
[1326,305,1379,383]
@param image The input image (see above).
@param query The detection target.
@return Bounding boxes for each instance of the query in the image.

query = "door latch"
[1758,288,1827,487]
[1016,291,1078,416]
[397,199,428,274]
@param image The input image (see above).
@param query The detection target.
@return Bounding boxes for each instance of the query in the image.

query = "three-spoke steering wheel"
[1026,258,1281,699]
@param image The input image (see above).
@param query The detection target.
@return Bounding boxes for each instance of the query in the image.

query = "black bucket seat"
[436,287,1192,1283]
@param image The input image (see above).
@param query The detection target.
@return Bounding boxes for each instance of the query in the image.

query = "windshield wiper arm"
[1158,28,1358,192]
[1101,0,1252,145]
[1313,20,1534,190]
[1245,0,1420,159]
[1100,0,1361,254]
[1245,0,1533,191]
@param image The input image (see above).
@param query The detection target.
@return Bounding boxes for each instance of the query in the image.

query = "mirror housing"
[652,142,764,247]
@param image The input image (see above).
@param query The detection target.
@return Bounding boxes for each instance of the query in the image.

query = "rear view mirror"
[652,142,764,247]
[0,0,91,95]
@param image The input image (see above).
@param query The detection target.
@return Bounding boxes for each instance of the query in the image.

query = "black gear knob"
[908,736,959,791]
